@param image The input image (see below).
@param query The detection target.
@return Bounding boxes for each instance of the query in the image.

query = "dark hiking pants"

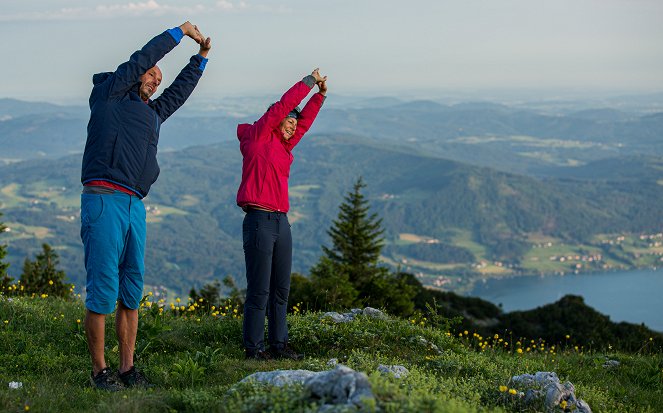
[242,209,292,352]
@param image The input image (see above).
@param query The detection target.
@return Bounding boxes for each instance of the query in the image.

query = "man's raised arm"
[151,24,212,122]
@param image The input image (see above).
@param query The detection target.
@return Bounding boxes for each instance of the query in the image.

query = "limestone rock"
[305,364,375,408]
[241,369,316,387]
[511,371,591,413]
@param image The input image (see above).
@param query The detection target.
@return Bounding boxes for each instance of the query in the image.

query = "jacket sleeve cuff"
[168,27,184,44]
[302,75,316,88]
[195,55,209,71]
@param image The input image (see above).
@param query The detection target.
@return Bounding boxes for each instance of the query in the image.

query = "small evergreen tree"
[0,213,13,291]
[322,177,385,290]
[20,243,73,298]
[312,177,417,316]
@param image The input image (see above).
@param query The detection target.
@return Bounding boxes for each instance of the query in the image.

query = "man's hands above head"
[311,68,327,96]
[179,22,205,43]
[198,37,212,58]
[179,21,211,57]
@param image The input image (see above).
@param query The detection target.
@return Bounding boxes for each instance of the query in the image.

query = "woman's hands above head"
[317,80,327,96]
[311,68,327,84]
[311,68,328,96]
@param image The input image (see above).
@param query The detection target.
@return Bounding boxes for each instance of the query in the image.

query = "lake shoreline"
[466,268,663,332]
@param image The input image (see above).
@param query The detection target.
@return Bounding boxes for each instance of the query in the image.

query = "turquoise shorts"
[80,191,146,314]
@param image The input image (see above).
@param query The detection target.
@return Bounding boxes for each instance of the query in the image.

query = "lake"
[469,269,663,332]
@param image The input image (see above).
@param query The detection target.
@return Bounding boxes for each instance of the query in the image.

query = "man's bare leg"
[116,301,138,374]
[85,310,107,376]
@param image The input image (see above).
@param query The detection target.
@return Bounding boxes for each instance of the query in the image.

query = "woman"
[236,68,327,360]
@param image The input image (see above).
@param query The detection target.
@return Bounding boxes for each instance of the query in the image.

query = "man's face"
[138,66,162,101]
[279,117,298,140]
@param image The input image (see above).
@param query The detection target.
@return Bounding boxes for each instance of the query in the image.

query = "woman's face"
[279,117,298,140]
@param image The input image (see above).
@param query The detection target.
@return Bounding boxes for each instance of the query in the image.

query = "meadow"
[1,292,661,412]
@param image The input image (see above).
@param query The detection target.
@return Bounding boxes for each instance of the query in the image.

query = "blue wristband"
[167,27,184,43]
[197,56,208,71]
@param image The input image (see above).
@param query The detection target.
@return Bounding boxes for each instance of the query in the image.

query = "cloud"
[0,0,259,22]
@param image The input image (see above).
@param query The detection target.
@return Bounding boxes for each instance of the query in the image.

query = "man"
[80,21,211,390]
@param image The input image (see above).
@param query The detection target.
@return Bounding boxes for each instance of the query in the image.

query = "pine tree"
[20,243,72,298]
[312,177,417,316]
[322,177,385,289]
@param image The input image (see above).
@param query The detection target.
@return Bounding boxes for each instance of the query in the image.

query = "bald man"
[80,21,211,390]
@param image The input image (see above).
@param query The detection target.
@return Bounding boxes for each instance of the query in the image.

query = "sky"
[1,0,662,103]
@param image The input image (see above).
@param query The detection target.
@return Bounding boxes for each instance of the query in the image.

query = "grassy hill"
[0,295,661,412]
[1,136,661,295]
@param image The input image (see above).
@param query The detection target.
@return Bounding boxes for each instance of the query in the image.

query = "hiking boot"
[269,344,304,360]
[119,366,153,388]
[245,349,273,361]
[90,367,124,391]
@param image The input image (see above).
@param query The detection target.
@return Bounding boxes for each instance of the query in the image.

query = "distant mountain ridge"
[2,98,662,179]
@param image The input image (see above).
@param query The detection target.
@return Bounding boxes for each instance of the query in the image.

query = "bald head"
[138,66,162,101]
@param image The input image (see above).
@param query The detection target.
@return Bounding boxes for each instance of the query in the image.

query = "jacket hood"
[92,72,113,86]
[237,123,252,138]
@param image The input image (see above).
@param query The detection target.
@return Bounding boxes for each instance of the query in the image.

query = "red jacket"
[236,76,325,212]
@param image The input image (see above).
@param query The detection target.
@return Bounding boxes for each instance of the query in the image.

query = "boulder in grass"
[511,371,591,413]
[362,307,387,320]
[321,308,388,323]
[305,364,375,409]
[241,369,316,387]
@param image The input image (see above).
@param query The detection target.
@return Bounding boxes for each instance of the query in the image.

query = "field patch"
[289,184,321,198]
[2,222,52,241]
[145,205,189,223]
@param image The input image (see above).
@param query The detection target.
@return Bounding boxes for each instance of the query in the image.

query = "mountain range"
[0,97,661,296]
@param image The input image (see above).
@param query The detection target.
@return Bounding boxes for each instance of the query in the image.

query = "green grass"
[1,295,661,412]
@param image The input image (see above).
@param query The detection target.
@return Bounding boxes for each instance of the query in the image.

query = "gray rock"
[305,364,375,408]
[512,371,559,388]
[362,307,387,320]
[322,312,355,323]
[576,399,593,413]
[602,359,620,368]
[511,371,590,413]
[377,364,409,379]
[321,308,388,323]
[241,369,316,387]
[327,358,339,367]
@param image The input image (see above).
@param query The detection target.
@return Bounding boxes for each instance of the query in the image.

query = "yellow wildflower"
[499,385,508,392]
[509,388,517,395]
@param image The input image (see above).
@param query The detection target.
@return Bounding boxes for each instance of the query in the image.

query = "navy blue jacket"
[81,28,207,197]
